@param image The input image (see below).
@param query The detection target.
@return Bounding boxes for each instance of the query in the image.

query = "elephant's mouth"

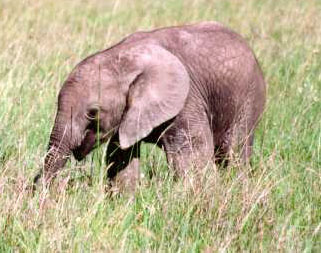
[73,129,96,161]
[73,125,117,161]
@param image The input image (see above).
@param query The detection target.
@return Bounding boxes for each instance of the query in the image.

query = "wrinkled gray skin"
[35,22,266,188]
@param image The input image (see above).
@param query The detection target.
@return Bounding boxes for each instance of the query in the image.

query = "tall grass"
[0,0,320,251]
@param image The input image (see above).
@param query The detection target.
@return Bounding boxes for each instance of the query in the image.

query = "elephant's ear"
[119,44,190,149]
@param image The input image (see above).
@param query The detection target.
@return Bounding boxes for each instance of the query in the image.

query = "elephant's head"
[41,44,190,184]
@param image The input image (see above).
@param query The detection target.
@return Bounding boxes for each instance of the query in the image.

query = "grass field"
[0,0,320,251]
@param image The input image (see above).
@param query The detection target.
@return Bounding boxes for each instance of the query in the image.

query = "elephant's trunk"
[32,79,88,188]
[42,109,76,185]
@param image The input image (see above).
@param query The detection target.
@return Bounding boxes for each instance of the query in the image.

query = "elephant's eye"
[86,108,98,120]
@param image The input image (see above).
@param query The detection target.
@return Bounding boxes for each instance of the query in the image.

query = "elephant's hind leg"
[213,127,234,167]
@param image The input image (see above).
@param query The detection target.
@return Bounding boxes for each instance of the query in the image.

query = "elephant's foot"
[109,158,141,195]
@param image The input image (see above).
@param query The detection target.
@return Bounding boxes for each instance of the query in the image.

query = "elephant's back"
[157,23,266,134]
[122,22,265,110]
[162,23,264,100]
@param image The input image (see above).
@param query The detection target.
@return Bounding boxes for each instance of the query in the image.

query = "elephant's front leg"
[106,135,141,193]
[162,121,215,179]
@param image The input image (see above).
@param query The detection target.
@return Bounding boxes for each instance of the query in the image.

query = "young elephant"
[35,22,266,187]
